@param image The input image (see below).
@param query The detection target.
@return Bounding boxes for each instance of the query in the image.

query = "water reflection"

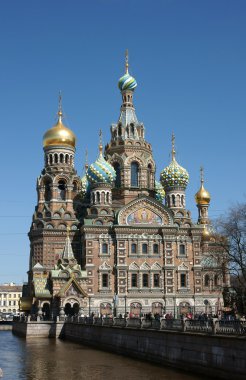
[0,332,207,380]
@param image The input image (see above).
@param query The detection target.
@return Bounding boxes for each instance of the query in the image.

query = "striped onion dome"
[160,158,189,189]
[155,180,165,203]
[81,175,89,198]
[118,72,137,91]
[86,147,116,185]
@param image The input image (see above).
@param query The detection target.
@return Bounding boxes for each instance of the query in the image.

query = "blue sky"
[0,0,245,284]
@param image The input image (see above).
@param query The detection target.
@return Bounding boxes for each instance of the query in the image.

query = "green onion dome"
[155,181,165,202]
[118,72,137,91]
[86,146,116,186]
[160,158,189,189]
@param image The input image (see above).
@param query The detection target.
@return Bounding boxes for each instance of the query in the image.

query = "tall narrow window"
[58,180,66,200]
[131,273,138,287]
[113,163,121,188]
[153,244,159,254]
[44,181,51,201]
[179,244,186,255]
[180,274,186,287]
[102,243,108,254]
[131,243,137,254]
[143,274,149,287]
[214,274,218,287]
[205,274,210,287]
[142,243,148,254]
[147,164,152,188]
[131,162,139,187]
[153,274,160,287]
[102,274,108,287]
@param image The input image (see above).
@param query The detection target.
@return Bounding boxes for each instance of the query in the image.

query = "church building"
[21,52,227,318]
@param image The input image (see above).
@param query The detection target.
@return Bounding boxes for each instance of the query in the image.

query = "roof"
[0,285,22,292]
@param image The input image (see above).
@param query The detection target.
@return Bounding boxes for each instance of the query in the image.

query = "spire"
[171,132,176,161]
[62,226,75,260]
[58,91,63,123]
[200,166,204,185]
[125,49,129,74]
[85,149,88,171]
[99,129,103,155]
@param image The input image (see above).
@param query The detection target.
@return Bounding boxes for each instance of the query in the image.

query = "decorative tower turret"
[85,131,116,225]
[195,166,211,225]
[105,51,156,204]
[160,134,189,210]
[29,94,81,272]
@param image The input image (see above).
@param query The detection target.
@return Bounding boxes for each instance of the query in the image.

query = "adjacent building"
[0,283,22,315]
[22,53,227,318]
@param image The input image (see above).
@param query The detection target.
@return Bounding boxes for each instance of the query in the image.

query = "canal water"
[0,331,208,380]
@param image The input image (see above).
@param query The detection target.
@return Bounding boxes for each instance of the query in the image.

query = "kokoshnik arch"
[20,51,228,318]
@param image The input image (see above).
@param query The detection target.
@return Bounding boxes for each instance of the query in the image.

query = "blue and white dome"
[118,73,137,91]
[81,175,89,198]
[86,149,116,185]
[160,158,189,189]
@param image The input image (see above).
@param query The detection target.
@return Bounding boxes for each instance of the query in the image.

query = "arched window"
[179,244,186,255]
[131,243,137,254]
[153,244,159,254]
[113,163,121,188]
[118,125,122,136]
[54,153,58,164]
[172,194,176,206]
[142,274,149,287]
[142,243,148,254]
[147,164,152,188]
[58,180,66,200]
[102,243,108,254]
[44,180,51,201]
[205,274,210,287]
[214,274,218,287]
[131,162,139,187]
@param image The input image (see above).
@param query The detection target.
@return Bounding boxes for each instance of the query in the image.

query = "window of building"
[204,274,210,287]
[131,274,138,287]
[153,244,159,254]
[147,164,152,188]
[179,244,186,255]
[58,180,66,200]
[142,273,149,287]
[131,162,139,187]
[142,243,148,254]
[113,163,121,188]
[214,274,218,287]
[102,243,108,254]
[153,274,160,287]
[131,243,137,254]
[102,274,108,288]
[180,273,186,287]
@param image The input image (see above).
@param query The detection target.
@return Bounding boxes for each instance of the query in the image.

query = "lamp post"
[124,295,127,318]
[88,296,91,317]
[173,296,176,319]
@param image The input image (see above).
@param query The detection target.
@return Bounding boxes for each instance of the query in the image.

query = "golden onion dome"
[195,183,211,205]
[202,226,210,241]
[43,110,76,149]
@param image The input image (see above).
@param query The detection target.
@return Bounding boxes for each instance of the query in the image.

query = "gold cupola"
[195,167,211,205]
[43,94,76,149]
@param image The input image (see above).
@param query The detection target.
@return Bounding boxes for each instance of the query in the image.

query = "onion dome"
[195,167,211,205]
[202,226,211,242]
[160,134,189,189]
[86,134,116,185]
[43,96,76,149]
[155,181,165,203]
[118,49,137,91]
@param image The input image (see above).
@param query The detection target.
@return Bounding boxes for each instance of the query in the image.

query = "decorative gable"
[178,262,189,271]
[129,262,140,270]
[140,262,151,270]
[151,262,162,271]
[118,197,173,226]
[99,262,112,271]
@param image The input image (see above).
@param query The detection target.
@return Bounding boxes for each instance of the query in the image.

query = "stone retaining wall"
[13,321,64,338]
[62,323,246,380]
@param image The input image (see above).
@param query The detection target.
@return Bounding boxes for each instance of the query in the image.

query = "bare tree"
[213,202,246,313]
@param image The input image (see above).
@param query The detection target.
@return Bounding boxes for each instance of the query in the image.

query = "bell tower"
[28,95,82,273]
[105,50,156,204]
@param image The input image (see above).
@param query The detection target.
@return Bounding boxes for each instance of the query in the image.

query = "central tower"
[105,50,156,204]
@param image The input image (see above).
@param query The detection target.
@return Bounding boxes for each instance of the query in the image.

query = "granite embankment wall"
[13,321,64,338]
[62,323,246,380]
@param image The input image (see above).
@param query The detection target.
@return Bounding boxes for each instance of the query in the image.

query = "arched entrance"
[152,302,163,316]
[130,302,142,318]
[64,302,79,316]
[100,303,112,317]
[179,302,191,316]
[42,302,50,320]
